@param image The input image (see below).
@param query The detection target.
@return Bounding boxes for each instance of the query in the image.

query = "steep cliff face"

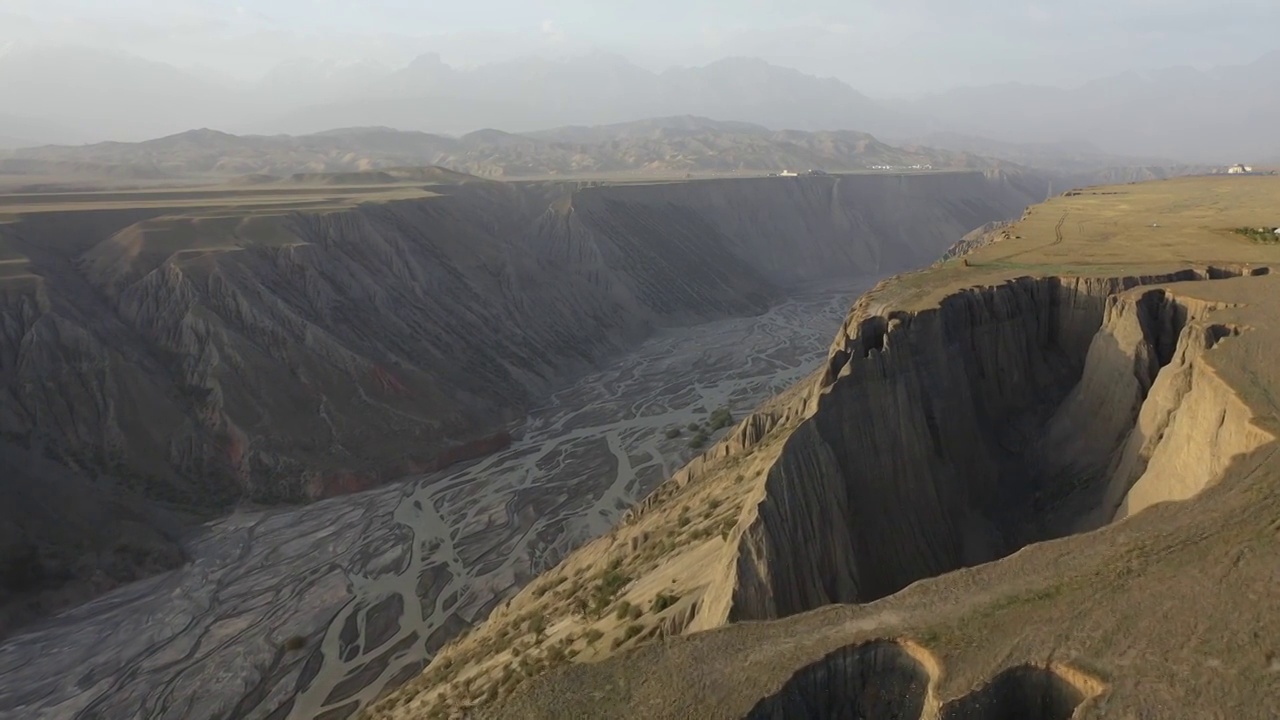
[369,176,1280,720]
[718,267,1272,624]
[380,270,1275,720]
[0,172,1044,633]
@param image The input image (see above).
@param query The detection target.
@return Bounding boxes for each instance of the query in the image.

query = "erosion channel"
[0,171,1048,719]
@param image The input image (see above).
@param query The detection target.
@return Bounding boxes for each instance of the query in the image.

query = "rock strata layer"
[719,267,1271,624]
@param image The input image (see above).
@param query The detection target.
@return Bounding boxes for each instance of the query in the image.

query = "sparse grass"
[1233,226,1280,244]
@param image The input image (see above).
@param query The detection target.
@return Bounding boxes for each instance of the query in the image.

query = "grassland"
[891,175,1280,307]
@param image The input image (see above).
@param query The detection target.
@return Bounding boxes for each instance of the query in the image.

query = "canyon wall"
[0,171,1045,632]
[714,268,1273,625]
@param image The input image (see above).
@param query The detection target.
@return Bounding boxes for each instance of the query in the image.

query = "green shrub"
[708,407,735,430]
[590,568,632,614]
[665,428,682,439]
[527,614,546,637]
[615,601,634,620]
[651,592,681,613]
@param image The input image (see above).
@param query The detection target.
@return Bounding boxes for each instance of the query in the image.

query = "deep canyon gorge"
[0,171,1048,718]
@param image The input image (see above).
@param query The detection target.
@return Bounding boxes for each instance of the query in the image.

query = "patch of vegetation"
[622,623,645,642]
[651,592,681,613]
[718,517,737,540]
[687,422,701,432]
[527,613,546,638]
[590,566,632,615]
[585,628,604,644]
[708,407,735,430]
[688,432,708,449]
[1233,226,1280,244]
[614,600,634,620]
[282,635,308,652]
[665,427,682,439]
[530,575,567,598]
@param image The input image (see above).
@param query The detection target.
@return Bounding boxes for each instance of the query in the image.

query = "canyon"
[0,170,1046,718]
[369,175,1280,720]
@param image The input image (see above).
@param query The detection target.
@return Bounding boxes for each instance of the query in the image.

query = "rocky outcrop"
[714,267,1274,625]
[935,220,1012,264]
[0,172,1044,633]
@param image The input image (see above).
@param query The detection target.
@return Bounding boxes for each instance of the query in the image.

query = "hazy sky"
[1,0,1277,94]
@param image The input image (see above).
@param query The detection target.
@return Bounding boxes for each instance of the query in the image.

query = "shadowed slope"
[744,640,932,720]
[0,171,1042,637]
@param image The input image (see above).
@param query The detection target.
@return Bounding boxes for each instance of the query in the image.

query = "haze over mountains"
[1,45,1277,163]
[0,120,1008,181]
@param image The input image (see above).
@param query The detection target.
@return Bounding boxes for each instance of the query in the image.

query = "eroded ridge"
[726,266,1274,624]
[744,640,1103,720]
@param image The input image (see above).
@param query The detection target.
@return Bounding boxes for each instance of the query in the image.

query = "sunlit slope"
[369,175,1280,720]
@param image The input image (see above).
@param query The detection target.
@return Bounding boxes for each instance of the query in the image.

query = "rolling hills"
[0,120,998,181]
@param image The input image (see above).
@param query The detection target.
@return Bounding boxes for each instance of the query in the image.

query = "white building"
[1227,164,1254,174]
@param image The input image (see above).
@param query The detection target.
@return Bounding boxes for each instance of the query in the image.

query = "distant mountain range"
[888,50,1280,163]
[0,119,1001,181]
[0,45,1276,163]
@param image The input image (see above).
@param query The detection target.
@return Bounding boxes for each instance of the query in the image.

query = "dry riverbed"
[0,283,867,720]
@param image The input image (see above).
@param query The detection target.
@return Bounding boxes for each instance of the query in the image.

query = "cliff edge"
[0,172,1042,636]
[368,175,1280,719]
